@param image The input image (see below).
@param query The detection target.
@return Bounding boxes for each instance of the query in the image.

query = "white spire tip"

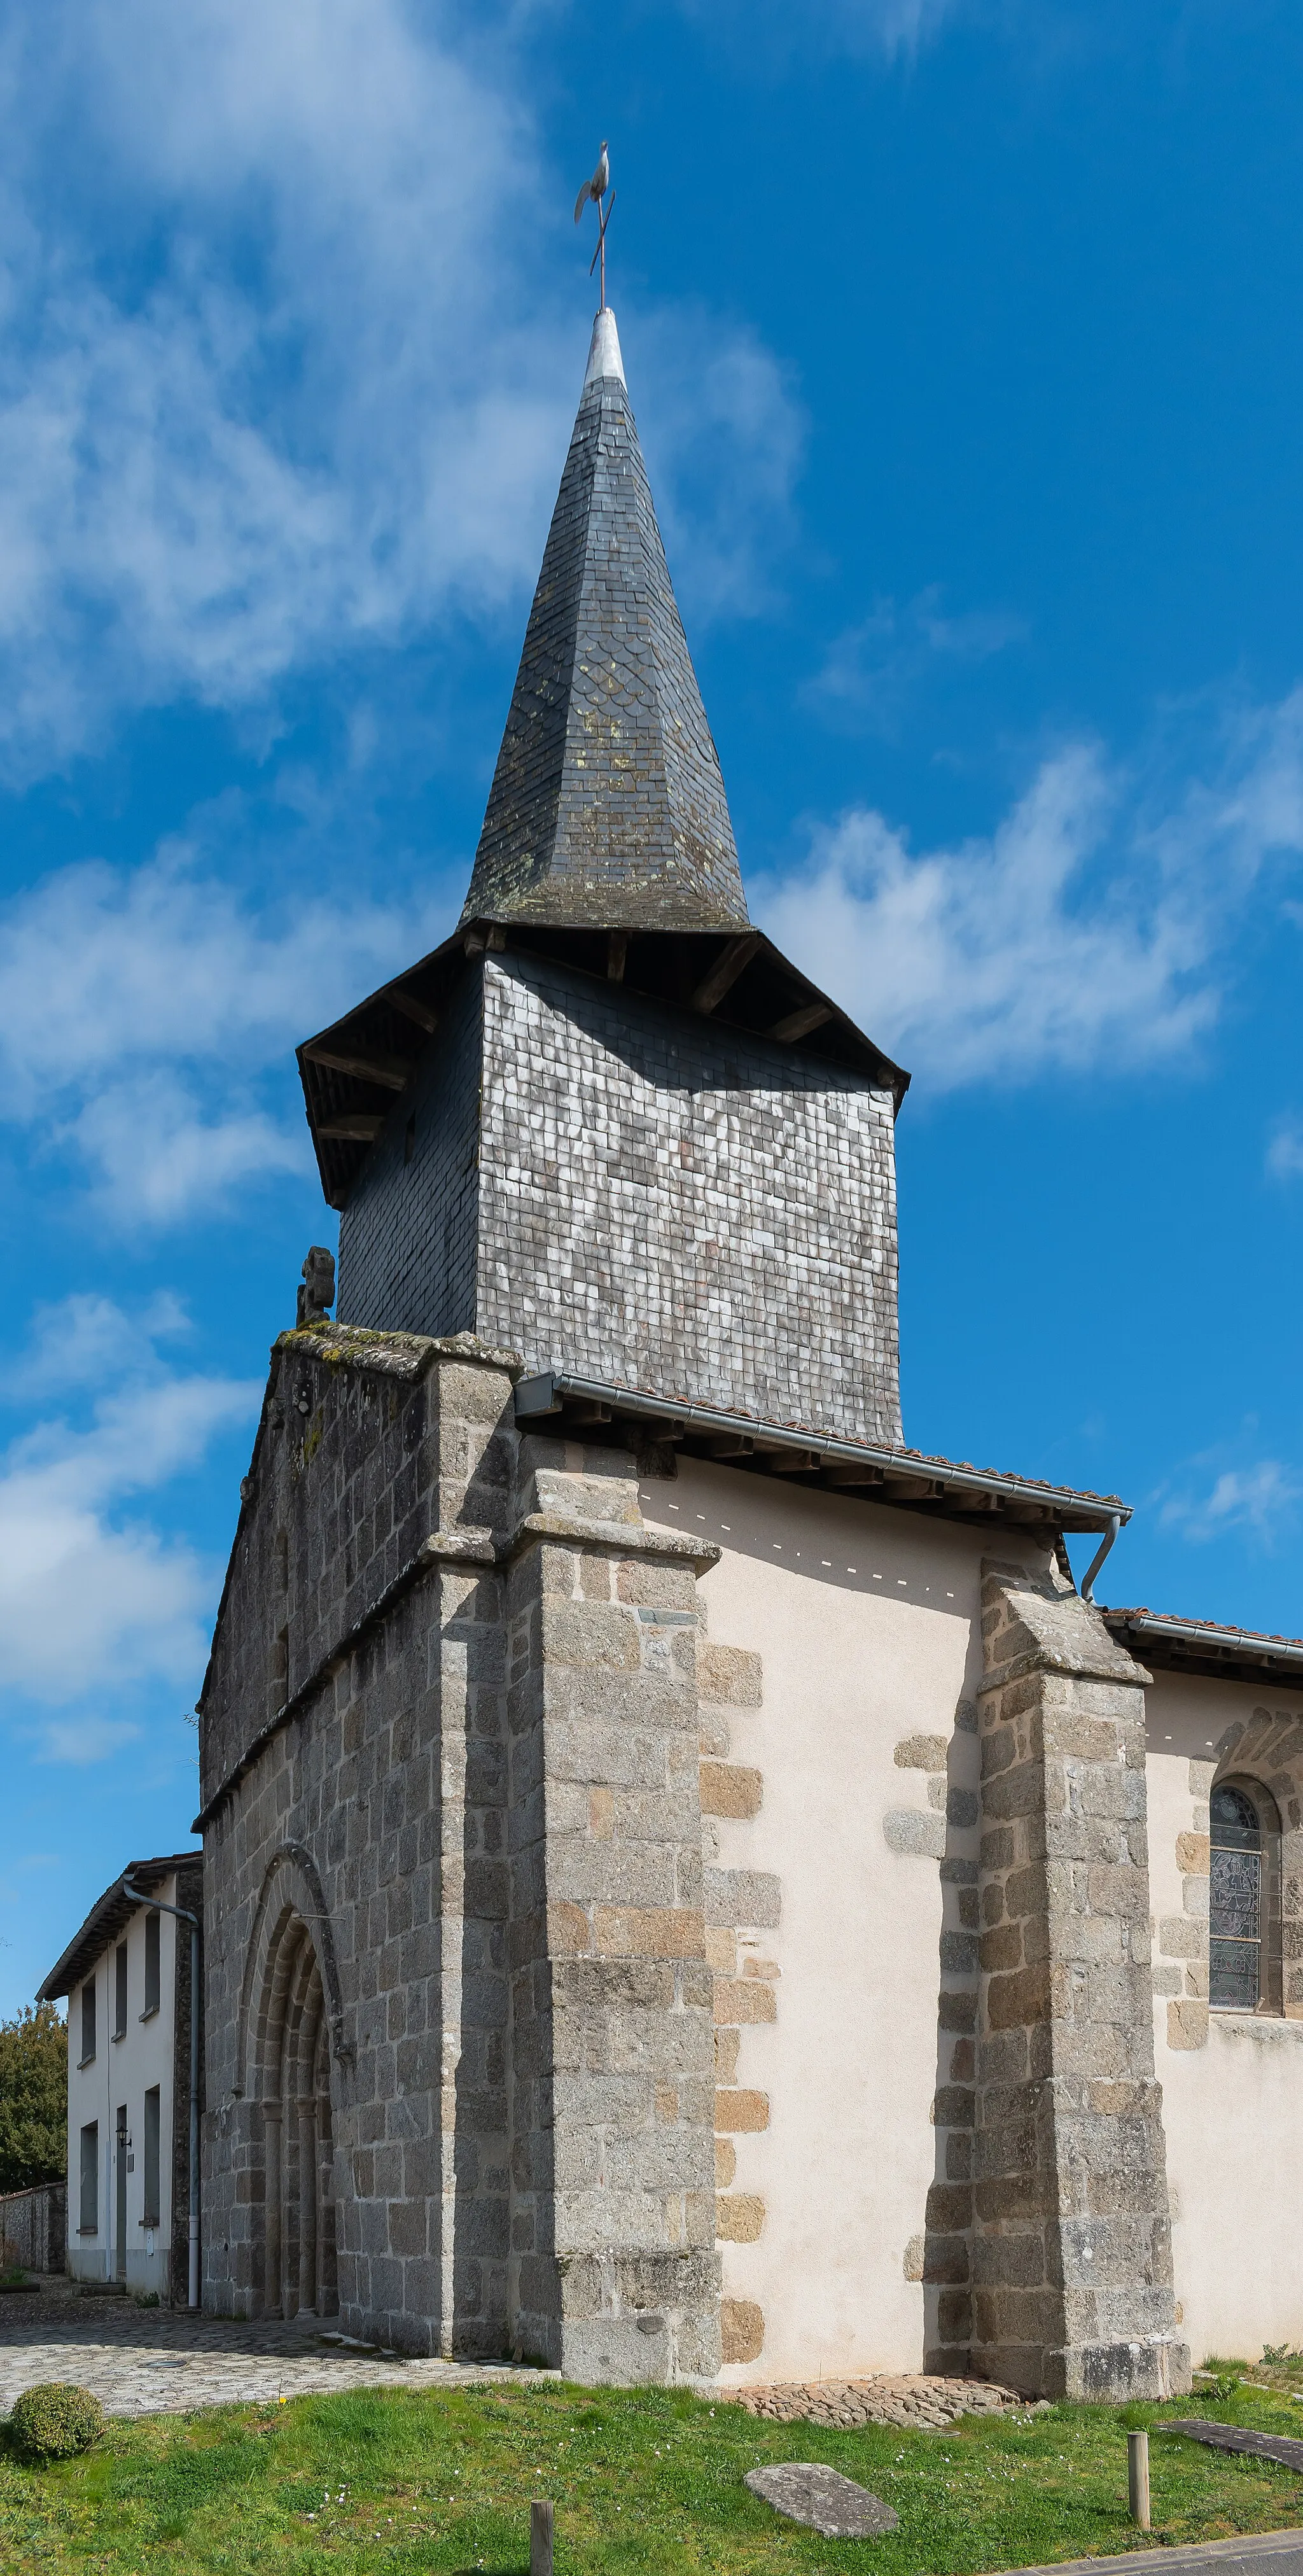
[584,307,625,389]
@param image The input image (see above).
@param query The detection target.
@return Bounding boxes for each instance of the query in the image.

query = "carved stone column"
[298,2099,318,2314]
[317,2106,337,2316]
[972,1559,1190,2402]
[263,2108,282,2318]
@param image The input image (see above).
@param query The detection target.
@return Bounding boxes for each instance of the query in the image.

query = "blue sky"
[3,0,1303,2013]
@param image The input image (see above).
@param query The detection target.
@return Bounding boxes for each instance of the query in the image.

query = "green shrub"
[9,2383,106,2460]
[134,2290,160,2308]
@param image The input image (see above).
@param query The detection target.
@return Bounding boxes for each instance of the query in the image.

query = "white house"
[39,1854,202,2303]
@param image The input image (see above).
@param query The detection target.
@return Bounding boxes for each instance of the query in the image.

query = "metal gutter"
[38,1854,199,2005]
[1103,1609,1303,1679]
[1081,1513,1122,1602]
[515,1369,1129,1533]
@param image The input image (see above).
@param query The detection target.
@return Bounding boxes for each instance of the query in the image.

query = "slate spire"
[460,309,749,931]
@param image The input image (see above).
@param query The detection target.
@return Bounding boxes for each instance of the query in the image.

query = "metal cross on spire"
[573,139,615,312]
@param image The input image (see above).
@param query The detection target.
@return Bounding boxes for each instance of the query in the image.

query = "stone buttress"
[197,1324,723,2374]
[968,1563,1188,2400]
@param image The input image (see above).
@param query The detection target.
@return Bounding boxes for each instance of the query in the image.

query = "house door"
[115,2106,127,2281]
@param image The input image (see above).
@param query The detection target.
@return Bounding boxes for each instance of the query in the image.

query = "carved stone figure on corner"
[296,1246,335,1327]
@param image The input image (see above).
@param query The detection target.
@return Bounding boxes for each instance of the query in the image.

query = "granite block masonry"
[197,1324,720,2375]
[970,1563,1189,2402]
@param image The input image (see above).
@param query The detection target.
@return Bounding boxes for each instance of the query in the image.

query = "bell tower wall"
[337,951,902,1450]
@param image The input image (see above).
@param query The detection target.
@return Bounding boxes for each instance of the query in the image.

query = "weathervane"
[574,139,615,312]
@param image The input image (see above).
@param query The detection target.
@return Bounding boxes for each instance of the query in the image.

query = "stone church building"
[197,307,1303,2397]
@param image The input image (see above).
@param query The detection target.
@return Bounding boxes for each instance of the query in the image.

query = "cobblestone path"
[0,2280,552,2418]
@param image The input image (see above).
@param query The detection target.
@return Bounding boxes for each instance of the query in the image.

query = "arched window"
[1209,1777,1283,2013]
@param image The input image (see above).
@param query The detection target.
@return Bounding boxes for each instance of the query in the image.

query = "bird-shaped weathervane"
[574,139,615,311]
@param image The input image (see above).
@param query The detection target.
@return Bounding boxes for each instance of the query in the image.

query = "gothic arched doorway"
[256,1907,338,2318]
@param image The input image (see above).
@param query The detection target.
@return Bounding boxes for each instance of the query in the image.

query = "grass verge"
[4,2367,1303,2573]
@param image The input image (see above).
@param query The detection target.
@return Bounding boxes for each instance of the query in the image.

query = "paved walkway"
[1015,2536,1303,2576]
[0,2278,553,2418]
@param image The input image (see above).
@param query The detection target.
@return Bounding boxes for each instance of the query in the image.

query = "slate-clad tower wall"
[338,949,903,1446]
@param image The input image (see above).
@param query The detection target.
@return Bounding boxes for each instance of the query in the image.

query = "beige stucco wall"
[67,1885,180,2297]
[1145,1667,1303,2364]
[642,1455,1052,2386]
[646,1459,1303,2380]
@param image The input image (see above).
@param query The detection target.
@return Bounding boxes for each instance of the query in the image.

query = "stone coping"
[274,1324,522,1382]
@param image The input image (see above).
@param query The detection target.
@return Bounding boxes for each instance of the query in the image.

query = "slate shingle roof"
[460,310,749,932]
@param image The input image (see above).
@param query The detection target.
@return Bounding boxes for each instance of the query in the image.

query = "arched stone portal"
[254,1905,338,2319]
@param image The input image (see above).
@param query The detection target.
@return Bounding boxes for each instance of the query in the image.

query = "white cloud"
[1267,1121,1303,1181]
[70,1077,307,1227]
[4,1289,188,1397]
[804,587,1026,738]
[1159,1460,1302,1546]
[0,837,443,1220]
[637,309,805,619]
[756,687,1303,1088]
[0,1359,258,1710]
[37,1716,144,1767]
[0,0,805,776]
[670,0,970,61]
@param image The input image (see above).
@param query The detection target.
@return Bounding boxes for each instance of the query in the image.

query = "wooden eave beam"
[769,1000,834,1044]
[303,1041,416,1091]
[317,1113,385,1142]
[388,989,439,1035]
[691,930,762,1016]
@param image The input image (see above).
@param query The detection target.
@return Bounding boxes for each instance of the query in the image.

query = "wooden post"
[1128,2430,1151,2530]
[530,2498,554,2576]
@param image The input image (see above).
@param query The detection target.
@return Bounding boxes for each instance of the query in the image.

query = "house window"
[80,1978,96,2066]
[143,1912,160,2018]
[114,1942,128,2040]
[1210,1777,1283,2012]
[143,2087,161,2228]
[79,2121,99,2234]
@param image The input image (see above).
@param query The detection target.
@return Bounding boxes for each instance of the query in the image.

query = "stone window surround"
[1156,1706,1303,2049]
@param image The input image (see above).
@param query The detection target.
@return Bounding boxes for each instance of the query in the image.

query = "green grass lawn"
[4,2366,1303,2575]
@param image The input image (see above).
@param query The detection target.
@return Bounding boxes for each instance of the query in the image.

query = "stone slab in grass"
[745,2462,902,2538]
[1168,2421,1303,2474]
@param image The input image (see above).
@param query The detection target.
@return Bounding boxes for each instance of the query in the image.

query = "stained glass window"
[1209,1779,1281,2013]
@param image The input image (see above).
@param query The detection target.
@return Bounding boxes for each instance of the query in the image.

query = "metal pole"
[123,1880,201,2313]
[1128,2429,1150,2530]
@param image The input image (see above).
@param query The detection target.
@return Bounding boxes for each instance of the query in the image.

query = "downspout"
[1080,1511,1122,1605]
[123,1880,201,2313]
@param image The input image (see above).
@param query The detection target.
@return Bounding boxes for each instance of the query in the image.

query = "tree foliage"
[0,2002,67,2191]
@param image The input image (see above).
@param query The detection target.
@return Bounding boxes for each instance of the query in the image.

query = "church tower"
[199,305,1186,2404]
[300,309,908,1451]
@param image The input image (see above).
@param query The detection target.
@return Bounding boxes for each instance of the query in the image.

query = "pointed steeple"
[461,310,749,932]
